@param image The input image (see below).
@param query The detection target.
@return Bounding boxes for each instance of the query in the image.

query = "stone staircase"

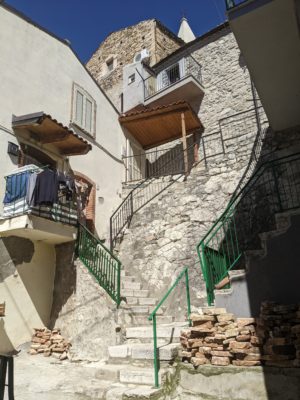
[96,268,189,397]
[215,210,300,317]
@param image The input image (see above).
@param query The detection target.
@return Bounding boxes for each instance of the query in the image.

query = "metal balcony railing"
[144,55,203,100]
[2,169,78,226]
[123,142,195,183]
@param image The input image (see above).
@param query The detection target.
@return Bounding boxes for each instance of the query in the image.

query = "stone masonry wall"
[50,243,119,361]
[193,27,254,134]
[86,19,182,111]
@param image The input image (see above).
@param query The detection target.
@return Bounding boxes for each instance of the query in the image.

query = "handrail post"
[185,268,192,326]
[117,261,121,308]
[152,314,159,388]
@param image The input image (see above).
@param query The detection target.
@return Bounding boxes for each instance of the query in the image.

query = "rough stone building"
[86,19,183,111]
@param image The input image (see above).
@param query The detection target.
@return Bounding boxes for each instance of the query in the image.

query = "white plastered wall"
[0,240,56,354]
[0,5,126,239]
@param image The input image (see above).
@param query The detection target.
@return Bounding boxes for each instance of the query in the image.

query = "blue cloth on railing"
[3,171,30,204]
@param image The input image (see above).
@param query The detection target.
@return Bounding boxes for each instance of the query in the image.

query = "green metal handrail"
[148,267,191,388]
[197,152,300,305]
[77,223,121,306]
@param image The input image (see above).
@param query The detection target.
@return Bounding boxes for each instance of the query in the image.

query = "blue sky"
[5,0,227,63]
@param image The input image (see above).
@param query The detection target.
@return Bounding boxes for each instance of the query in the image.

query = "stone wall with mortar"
[117,121,300,317]
[86,20,182,111]
[51,243,119,361]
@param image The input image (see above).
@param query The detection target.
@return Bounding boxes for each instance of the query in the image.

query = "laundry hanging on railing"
[2,165,77,225]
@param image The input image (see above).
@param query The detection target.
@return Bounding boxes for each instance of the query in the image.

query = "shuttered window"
[72,84,96,136]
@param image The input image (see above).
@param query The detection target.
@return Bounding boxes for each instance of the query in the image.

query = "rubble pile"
[29,328,71,361]
[181,302,300,368]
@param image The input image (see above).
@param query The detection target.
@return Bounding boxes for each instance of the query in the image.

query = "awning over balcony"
[12,112,92,155]
[119,101,203,149]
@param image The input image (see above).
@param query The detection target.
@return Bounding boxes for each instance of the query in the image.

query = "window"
[128,74,135,85]
[72,84,96,136]
[106,58,114,73]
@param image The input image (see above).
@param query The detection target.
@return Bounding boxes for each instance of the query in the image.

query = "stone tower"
[86,19,183,111]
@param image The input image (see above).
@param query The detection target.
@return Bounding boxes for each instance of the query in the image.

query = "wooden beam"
[193,131,199,163]
[181,112,189,176]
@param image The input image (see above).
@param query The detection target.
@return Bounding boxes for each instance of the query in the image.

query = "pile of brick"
[181,303,300,368]
[29,328,71,361]
[180,308,262,367]
[258,301,300,367]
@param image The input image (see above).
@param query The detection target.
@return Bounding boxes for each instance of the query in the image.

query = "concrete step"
[126,322,188,340]
[108,343,179,361]
[122,281,141,290]
[122,289,149,298]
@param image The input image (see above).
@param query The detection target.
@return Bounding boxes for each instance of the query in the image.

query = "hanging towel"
[3,171,30,204]
[26,172,38,206]
[34,169,58,206]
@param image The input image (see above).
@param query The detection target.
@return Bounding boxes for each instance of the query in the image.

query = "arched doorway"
[73,172,96,233]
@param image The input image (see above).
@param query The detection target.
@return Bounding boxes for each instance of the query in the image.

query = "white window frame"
[72,83,96,137]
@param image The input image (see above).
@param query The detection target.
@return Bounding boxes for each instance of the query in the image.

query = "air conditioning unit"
[134,49,150,63]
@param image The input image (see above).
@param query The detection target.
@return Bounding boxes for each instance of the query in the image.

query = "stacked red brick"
[258,302,300,367]
[29,328,71,361]
[180,308,262,367]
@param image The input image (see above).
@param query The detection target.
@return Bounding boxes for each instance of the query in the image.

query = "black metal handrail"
[110,142,196,250]
[123,142,194,183]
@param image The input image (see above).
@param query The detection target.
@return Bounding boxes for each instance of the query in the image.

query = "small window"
[128,74,135,85]
[72,84,96,136]
[106,58,114,73]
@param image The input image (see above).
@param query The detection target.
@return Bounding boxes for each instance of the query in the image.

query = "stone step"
[119,367,166,385]
[124,306,165,315]
[129,315,174,326]
[122,275,135,283]
[122,289,149,298]
[125,297,157,306]
[126,322,188,340]
[106,385,163,400]
[138,297,157,306]
[122,281,141,290]
[108,343,179,361]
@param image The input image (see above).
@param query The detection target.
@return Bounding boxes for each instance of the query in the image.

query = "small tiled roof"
[12,112,92,156]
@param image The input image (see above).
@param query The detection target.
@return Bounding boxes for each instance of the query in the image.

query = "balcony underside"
[12,112,92,155]
[0,214,77,244]
[119,101,203,150]
[144,75,205,112]
[228,0,300,130]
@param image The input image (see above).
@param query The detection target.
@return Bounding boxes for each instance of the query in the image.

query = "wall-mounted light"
[7,142,19,157]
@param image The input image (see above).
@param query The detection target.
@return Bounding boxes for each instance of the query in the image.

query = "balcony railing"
[123,142,195,183]
[2,169,78,226]
[225,0,249,10]
[144,55,203,100]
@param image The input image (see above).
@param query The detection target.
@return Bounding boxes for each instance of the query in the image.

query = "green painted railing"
[148,267,191,388]
[77,223,121,306]
[197,152,300,306]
